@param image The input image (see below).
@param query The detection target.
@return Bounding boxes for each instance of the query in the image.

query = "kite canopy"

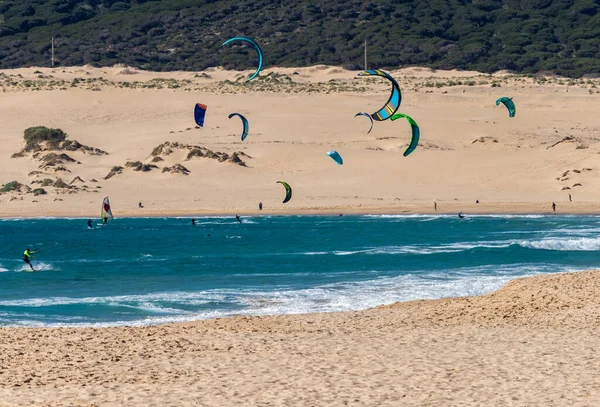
[354,112,374,134]
[357,69,401,121]
[390,113,420,157]
[194,103,207,127]
[277,181,292,203]
[101,196,113,223]
[327,150,343,165]
[228,113,249,141]
[496,97,516,117]
[222,37,264,82]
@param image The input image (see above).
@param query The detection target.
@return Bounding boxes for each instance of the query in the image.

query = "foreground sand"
[1,270,600,406]
[2,65,600,217]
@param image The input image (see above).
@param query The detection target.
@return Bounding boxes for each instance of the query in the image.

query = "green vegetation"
[0,1,600,77]
[23,127,67,150]
[0,181,24,193]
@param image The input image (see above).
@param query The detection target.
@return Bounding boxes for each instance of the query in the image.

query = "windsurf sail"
[101,196,113,223]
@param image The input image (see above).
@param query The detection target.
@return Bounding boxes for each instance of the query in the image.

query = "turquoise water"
[0,214,599,327]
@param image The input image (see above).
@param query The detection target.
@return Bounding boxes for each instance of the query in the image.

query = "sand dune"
[2,270,600,406]
[1,66,600,217]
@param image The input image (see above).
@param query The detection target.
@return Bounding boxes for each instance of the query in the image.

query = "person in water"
[87,219,93,229]
[102,217,108,225]
[458,212,465,219]
[23,248,36,272]
[236,215,242,224]
[192,218,196,226]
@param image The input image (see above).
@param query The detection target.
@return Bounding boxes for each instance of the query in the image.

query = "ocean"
[0,214,599,327]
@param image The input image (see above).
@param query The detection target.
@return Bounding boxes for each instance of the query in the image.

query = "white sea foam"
[1,263,583,328]
[15,262,55,272]
[519,237,600,251]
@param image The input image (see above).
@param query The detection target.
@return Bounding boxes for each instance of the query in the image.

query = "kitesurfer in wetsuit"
[192,218,196,226]
[87,219,93,229]
[458,212,465,219]
[236,215,242,224]
[23,248,36,272]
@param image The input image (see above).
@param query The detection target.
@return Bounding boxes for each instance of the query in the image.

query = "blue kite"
[194,103,207,127]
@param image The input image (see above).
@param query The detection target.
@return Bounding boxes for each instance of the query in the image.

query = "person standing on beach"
[138,202,144,209]
[23,248,37,272]
[552,202,556,213]
[259,202,263,211]
[569,194,572,202]
[434,202,437,211]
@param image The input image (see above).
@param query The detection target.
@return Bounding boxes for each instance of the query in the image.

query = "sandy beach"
[2,66,600,406]
[0,269,598,406]
[1,65,600,217]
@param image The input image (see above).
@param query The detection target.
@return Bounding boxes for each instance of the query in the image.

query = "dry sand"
[1,270,600,406]
[1,65,600,217]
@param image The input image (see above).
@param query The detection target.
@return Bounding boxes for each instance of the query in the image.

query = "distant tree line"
[0,0,599,77]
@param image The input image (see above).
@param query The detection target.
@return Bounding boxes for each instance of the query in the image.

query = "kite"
[326,150,343,165]
[357,69,401,121]
[222,37,264,81]
[194,103,207,127]
[277,181,292,203]
[496,97,516,117]
[390,113,420,157]
[228,113,249,141]
[354,112,374,134]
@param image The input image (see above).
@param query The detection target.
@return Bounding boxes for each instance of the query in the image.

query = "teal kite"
[390,113,420,157]
[357,70,401,121]
[327,150,343,165]
[277,181,292,203]
[222,37,264,81]
[228,113,249,141]
[496,97,516,117]
[354,112,374,134]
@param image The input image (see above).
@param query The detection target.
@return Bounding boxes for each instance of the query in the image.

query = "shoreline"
[0,268,587,329]
[1,203,599,218]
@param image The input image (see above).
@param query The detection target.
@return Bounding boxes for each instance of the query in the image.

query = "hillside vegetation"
[0,0,599,77]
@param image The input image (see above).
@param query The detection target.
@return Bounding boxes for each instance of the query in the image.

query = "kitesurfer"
[23,248,36,272]
[87,219,93,229]
[458,212,465,219]
[236,215,242,224]
[192,218,196,226]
